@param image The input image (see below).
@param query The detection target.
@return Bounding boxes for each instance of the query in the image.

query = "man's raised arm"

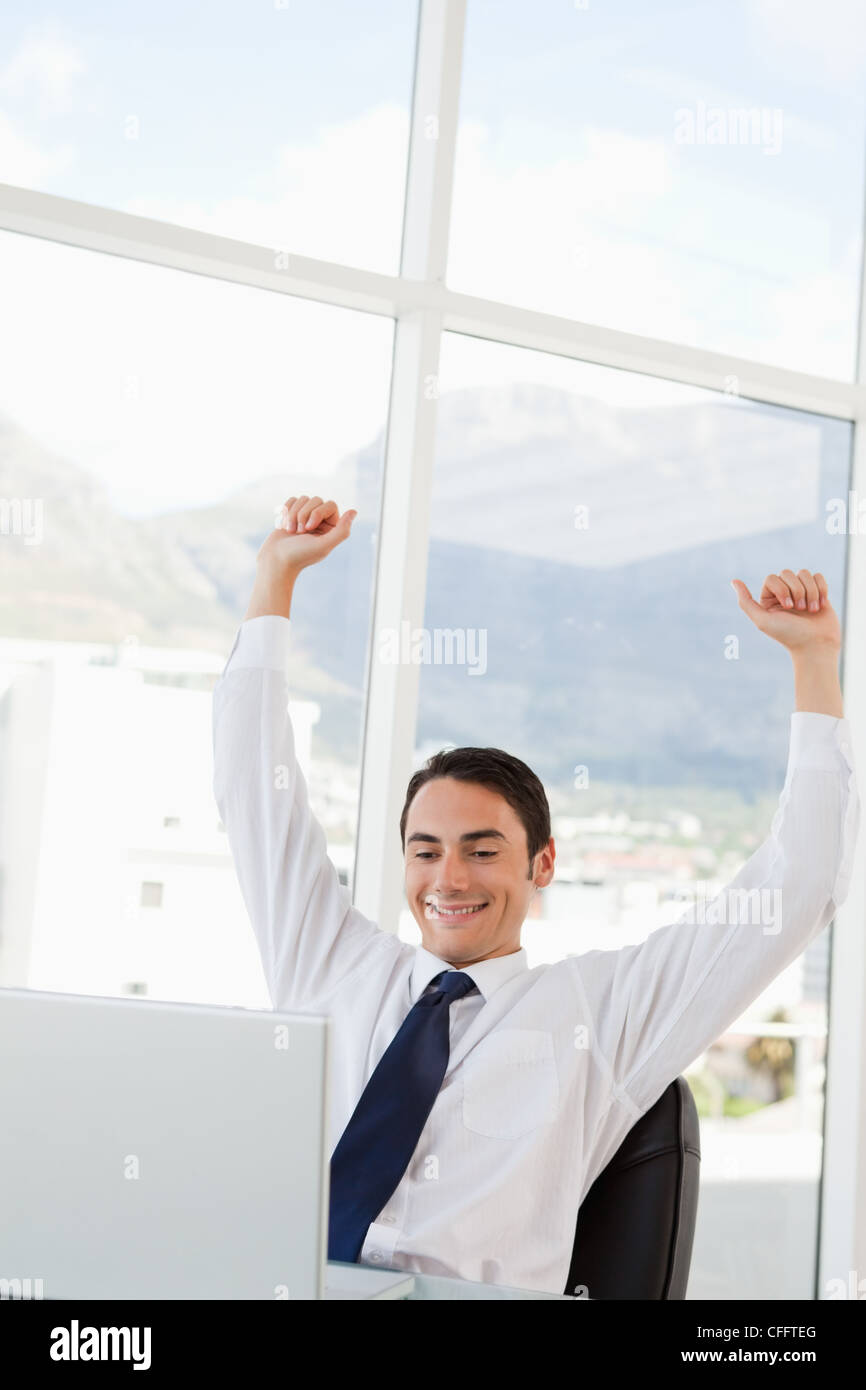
[212,495,399,1012]
[572,568,860,1182]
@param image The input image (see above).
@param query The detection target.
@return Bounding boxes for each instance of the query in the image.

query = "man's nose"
[432,851,472,891]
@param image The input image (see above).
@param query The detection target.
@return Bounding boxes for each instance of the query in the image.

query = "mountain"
[0,383,849,791]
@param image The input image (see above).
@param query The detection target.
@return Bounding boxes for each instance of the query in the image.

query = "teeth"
[426,902,486,916]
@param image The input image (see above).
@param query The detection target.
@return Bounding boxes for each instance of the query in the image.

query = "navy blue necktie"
[328,967,477,1263]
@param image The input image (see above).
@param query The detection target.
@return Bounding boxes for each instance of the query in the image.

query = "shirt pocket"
[461,1027,560,1139]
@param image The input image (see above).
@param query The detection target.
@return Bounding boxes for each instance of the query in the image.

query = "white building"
[0,636,320,1009]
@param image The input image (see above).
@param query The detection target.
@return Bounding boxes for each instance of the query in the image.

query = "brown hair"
[400,746,551,877]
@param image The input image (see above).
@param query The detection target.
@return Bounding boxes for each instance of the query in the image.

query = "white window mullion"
[819,213,866,1291]
[352,0,467,931]
[1,179,861,422]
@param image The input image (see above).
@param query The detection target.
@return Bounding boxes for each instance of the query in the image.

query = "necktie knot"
[431,969,477,1003]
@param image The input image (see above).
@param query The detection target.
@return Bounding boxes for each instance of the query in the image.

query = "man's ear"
[532,836,556,889]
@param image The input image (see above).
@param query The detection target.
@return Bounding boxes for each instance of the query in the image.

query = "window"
[1,0,862,1303]
[449,0,866,377]
[0,229,391,1008]
[0,0,418,274]
[406,329,852,1299]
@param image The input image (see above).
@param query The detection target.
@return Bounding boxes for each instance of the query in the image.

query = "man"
[212,495,859,1297]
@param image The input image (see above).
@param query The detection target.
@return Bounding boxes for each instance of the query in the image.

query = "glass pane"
[0,226,392,1007]
[0,0,417,274]
[450,0,866,378]
[406,329,852,1299]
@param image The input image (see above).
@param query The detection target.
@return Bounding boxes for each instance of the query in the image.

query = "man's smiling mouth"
[424,898,489,922]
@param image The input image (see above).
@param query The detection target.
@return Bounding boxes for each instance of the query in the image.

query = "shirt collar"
[410,944,528,1005]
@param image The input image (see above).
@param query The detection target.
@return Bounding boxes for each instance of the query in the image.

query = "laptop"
[0,988,414,1300]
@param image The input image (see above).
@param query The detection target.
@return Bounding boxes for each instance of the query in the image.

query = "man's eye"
[414,850,496,859]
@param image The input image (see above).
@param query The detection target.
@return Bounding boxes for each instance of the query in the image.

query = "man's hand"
[244,496,357,621]
[731,569,841,653]
[256,495,357,573]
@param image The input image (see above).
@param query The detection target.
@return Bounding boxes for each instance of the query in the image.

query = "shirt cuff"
[219,615,292,677]
[787,711,854,775]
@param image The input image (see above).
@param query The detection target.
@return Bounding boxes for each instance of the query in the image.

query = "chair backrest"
[565,1076,701,1299]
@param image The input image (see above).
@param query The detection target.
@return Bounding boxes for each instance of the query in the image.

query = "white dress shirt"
[212,614,860,1296]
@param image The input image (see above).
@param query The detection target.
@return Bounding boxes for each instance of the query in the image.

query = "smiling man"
[404,759,555,965]
[212,495,860,1297]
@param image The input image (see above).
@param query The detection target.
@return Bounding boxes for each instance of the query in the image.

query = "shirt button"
[368,1249,383,1262]
[380,1214,396,1224]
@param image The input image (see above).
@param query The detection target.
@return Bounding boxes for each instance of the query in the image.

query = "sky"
[0,0,865,517]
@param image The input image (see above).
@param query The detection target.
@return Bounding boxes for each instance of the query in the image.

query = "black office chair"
[565,1076,701,1299]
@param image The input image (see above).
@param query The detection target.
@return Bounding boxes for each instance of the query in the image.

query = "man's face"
[403,776,555,967]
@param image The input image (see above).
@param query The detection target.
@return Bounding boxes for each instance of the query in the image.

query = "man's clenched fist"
[731,568,841,652]
[256,495,358,573]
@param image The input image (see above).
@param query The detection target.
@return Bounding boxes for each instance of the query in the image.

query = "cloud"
[122,103,409,276]
[0,22,82,183]
[0,108,76,184]
[0,21,86,116]
[447,118,693,341]
[750,0,866,81]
